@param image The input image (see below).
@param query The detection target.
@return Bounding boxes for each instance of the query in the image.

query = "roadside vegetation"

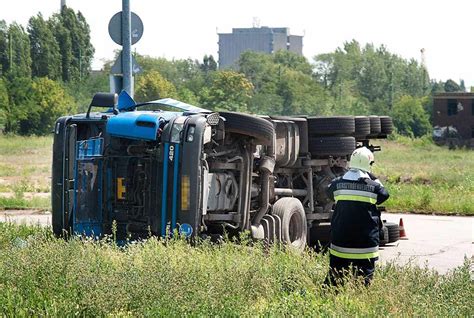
[0,223,471,316]
[0,135,51,210]
[374,136,474,215]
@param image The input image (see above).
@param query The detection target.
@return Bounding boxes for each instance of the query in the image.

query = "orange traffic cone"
[399,218,408,240]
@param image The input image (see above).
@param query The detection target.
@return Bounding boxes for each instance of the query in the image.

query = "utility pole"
[122,0,133,95]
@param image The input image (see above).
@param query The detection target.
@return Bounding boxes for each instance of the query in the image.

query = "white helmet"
[349,147,375,172]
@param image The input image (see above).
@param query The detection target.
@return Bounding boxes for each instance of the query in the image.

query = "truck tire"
[220,111,275,145]
[308,136,356,157]
[368,116,381,137]
[379,116,394,135]
[308,222,331,249]
[354,116,370,139]
[385,222,400,243]
[380,226,389,246]
[307,116,355,136]
[272,197,307,251]
[271,116,309,154]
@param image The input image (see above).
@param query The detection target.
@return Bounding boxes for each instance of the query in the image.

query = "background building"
[218,27,303,68]
[432,92,474,147]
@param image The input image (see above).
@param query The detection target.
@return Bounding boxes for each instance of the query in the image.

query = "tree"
[28,13,61,79]
[134,54,204,98]
[17,77,74,135]
[401,59,427,97]
[444,79,461,92]
[54,24,73,82]
[176,86,200,105]
[0,77,8,131]
[313,41,430,115]
[6,23,32,78]
[237,51,282,114]
[0,21,8,76]
[200,55,217,74]
[50,7,94,81]
[277,68,332,116]
[199,70,253,112]
[238,51,277,93]
[431,80,445,94]
[3,77,33,133]
[357,44,389,103]
[64,71,109,113]
[135,70,178,102]
[273,50,313,75]
[392,95,431,137]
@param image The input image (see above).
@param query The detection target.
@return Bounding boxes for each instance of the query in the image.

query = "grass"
[0,196,50,210]
[373,136,474,215]
[0,134,472,214]
[0,135,52,209]
[0,223,471,317]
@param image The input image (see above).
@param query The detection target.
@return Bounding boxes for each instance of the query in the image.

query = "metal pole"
[122,0,133,96]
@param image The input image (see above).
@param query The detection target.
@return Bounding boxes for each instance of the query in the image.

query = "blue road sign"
[179,223,193,237]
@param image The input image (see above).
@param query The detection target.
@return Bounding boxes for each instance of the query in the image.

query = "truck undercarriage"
[52,93,394,249]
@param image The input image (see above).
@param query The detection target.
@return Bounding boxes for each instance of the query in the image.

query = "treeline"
[0,7,105,135]
[131,44,465,137]
[0,8,468,137]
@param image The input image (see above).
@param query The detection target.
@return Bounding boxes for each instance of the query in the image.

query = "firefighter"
[325,146,389,286]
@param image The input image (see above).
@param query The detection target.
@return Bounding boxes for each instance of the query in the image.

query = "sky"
[2,0,473,88]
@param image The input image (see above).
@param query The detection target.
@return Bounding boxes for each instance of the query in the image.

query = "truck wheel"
[219,111,275,145]
[367,116,381,138]
[379,116,394,136]
[272,197,307,251]
[308,222,331,249]
[354,116,370,140]
[307,116,355,136]
[308,136,356,157]
[380,226,389,246]
[385,222,400,243]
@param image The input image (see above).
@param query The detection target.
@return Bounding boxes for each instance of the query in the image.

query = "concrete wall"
[288,35,303,54]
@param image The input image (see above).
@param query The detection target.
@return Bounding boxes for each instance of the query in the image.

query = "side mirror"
[86,93,118,118]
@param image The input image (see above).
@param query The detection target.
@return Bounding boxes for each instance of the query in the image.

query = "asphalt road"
[379,213,473,274]
[1,210,472,274]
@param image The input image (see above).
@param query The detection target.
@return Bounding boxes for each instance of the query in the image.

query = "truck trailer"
[52,92,396,249]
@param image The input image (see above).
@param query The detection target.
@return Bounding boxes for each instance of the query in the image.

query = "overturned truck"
[52,93,395,249]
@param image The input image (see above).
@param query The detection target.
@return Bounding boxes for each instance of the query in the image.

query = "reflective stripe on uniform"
[334,189,378,200]
[334,189,377,204]
[329,248,379,259]
[330,243,378,254]
[334,195,377,204]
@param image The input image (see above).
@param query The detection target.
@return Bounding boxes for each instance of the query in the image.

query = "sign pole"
[122,0,133,96]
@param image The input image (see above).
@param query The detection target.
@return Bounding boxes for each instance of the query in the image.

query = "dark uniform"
[325,172,389,286]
